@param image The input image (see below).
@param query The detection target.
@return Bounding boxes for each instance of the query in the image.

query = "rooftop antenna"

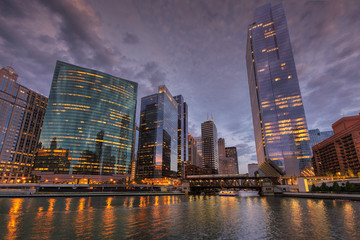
[211,113,213,121]
[207,113,209,121]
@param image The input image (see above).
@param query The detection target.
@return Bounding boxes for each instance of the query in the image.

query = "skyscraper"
[218,138,226,159]
[246,3,311,176]
[188,134,202,168]
[136,85,178,179]
[309,129,334,148]
[194,136,203,161]
[225,147,239,174]
[201,119,219,173]
[0,66,47,183]
[174,95,188,177]
[33,61,137,182]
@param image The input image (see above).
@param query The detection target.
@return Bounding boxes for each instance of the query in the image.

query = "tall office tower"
[201,119,219,173]
[246,3,312,177]
[174,95,188,177]
[188,134,202,168]
[225,147,239,174]
[136,85,178,179]
[218,138,226,158]
[0,66,47,183]
[33,61,137,183]
[309,129,334,148]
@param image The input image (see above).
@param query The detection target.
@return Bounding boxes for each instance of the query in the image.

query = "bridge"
[185,174,279,192]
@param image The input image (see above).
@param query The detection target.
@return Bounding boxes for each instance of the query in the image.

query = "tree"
[332,182,341,193]
[320,182,328,192]
[310,184,318,192]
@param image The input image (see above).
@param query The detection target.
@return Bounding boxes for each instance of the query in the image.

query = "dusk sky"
[1,0,360,173]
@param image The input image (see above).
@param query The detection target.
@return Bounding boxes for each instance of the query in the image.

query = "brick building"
[312,113,360,176]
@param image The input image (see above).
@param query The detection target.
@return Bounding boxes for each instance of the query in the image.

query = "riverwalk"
[282,192,360,201]
[0,191,185,198]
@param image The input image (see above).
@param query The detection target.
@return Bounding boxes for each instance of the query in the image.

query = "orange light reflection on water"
[5,198,24,239]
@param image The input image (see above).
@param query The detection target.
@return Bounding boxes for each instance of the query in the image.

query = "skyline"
[1,0,360,173]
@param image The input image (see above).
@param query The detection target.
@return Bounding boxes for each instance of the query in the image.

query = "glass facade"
[136,85,178,179]
[0,66,47,183]
[246,3,311,176]
[309,129,334,148]
[34,61,137,176]
[174,95,188,177]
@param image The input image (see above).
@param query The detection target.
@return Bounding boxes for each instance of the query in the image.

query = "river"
[0,195,359,239]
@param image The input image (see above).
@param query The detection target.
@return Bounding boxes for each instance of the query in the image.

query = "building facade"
[188,134,203,168]
[225,147,239,174]
[201,120,219,173]
[136,85,178,179]
[218,138,226,159]
[194,136,203,161]
[312,114,360,176]
[246,3,311,177]
[248,163,259,177]
[33,61,137,182]
[174,95,188,177]
[0,66,47,183]
[309,129,334,148]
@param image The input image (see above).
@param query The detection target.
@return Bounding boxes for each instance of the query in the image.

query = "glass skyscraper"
[136,85,178,179]
[33,61,137,180]
[309,129,334,148]
[174,95,188,177]
[246,3,311,176]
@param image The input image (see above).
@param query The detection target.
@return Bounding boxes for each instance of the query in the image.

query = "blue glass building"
[309,129,334,148]
[246,3,312,176]
[136,85,178,179]
[34,61,137,179]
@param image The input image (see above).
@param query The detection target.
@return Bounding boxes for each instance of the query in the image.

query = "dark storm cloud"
[135,62,167,95]
[1,0,360,173]
[123,33,140,44]
[38,0,115,67]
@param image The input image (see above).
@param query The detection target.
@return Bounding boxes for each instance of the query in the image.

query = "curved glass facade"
[34,61,137,176]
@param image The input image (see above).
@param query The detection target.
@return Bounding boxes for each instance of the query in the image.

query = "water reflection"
[0,196,360,239]
[6,198,24,239]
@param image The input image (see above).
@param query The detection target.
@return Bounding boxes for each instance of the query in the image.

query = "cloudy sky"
[1,0,360,173]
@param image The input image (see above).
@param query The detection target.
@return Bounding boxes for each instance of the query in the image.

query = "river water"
[0,195,359,239]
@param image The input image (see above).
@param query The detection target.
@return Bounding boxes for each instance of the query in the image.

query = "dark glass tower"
[174,95,188,177]
[246,3,311,176]
[34,61,137,179]
[136,85,178,179]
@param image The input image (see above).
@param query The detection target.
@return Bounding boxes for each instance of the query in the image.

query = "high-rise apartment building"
[309,129,334,148]
[0,66,47,183]
[312,114,360,176]
[174,95,188,177]
[201,119,219,173]
[136,85,178,179]
[33,61,137,183]
[246,3,311,176]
